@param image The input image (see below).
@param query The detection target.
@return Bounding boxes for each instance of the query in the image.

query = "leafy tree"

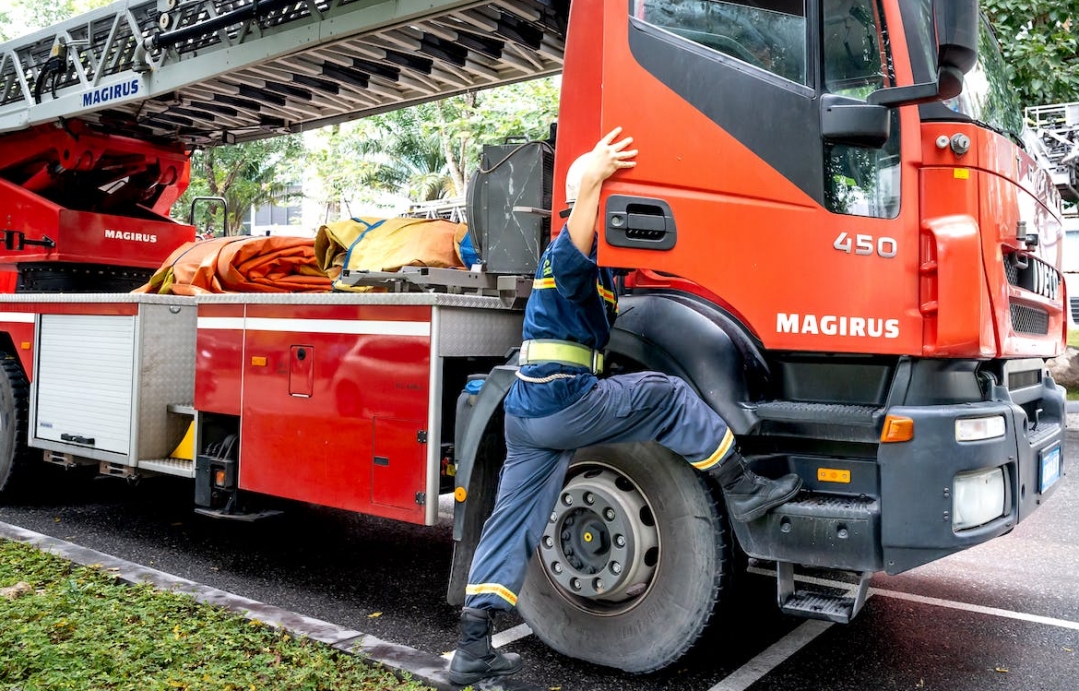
[983,0,1079,106]
[306,78,559,216]
[426,78,560,194]
[175,136,304,236]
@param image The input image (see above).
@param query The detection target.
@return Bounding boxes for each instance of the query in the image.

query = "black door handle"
[605,196,676,250]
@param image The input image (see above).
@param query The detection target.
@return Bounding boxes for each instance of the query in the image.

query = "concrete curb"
[0,521,540,691]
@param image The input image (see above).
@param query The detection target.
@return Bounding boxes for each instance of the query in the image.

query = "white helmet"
[564,153,592,205]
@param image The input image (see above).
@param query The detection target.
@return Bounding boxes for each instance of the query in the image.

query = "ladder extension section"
[1027,102,1079,204]
[0,0,566,145]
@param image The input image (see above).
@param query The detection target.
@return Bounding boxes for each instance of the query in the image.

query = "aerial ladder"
[1028,103,1079,323]
[1027,102,1079,205]
[0,0,565,290]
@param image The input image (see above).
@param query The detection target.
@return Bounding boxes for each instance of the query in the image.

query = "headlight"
[955,415,1005,442]
[953,467,1006,531]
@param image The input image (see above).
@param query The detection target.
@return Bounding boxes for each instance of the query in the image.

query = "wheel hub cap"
[541,466,658,603]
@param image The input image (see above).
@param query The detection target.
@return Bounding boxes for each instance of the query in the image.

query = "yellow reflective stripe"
[597,284,616,304]
[692,428,735,470]
[465,583,518,607]
[533,277,556,290]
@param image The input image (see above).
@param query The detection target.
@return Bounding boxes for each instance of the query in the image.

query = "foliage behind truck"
[0,0,1070,674]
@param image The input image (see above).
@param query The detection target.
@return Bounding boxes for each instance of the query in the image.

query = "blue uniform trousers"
[464,371,735,611]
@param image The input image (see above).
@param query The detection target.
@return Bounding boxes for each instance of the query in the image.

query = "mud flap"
[446,364,517,605]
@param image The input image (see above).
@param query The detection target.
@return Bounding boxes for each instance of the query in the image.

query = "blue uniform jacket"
[503,227,618,418]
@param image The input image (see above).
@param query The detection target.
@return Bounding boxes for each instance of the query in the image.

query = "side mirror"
[936,0,978,75]
[866,0,980,108]
[821,94,890,149]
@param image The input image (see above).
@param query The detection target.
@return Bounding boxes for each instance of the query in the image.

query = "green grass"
[1069,330,1079,349]
[0,539,431,691]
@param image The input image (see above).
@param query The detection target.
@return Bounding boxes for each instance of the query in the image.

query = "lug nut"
[562,493,573,506]
[614,535,626,548]
[593,578,604,592]
[610,561,622,574]
[603,508,616,521]
[570,578,581,591]
[543,536,554,548]
[552,562,563,574]
[584,492,595,505]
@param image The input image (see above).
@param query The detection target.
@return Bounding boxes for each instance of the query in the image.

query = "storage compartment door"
[35,314,135,455]
[372,417,426,517]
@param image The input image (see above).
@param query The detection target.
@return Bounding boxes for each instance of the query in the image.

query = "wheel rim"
[539,463,660,611]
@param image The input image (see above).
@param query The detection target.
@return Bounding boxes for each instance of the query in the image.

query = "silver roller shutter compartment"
[35,314,136,455]
[31,303,196,464]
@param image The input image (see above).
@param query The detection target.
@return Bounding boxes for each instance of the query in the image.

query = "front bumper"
[733,373,1065,575]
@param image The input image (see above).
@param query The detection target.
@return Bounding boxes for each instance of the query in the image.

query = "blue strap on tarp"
[342,218,387,272]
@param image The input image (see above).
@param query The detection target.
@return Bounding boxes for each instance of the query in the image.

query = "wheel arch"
[608,292,770,435]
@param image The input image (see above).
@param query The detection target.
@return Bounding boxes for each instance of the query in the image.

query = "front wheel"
[517,442,732,673]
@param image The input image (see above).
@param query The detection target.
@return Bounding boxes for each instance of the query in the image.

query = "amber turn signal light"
[880,415,914,443]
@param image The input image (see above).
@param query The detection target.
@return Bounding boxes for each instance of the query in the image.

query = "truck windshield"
[631,0,807,85]
[940,16,1024,140]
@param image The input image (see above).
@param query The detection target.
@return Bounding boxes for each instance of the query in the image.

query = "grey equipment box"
[467,139,554,275]
[29,296,196,466]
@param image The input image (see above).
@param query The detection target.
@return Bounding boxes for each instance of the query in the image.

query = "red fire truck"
[0,0,1070,673]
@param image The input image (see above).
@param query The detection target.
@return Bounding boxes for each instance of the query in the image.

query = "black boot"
[712,453,802,522]
[448,607,524,686]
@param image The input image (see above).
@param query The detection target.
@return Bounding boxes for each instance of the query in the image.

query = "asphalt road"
[1,439,1077,691]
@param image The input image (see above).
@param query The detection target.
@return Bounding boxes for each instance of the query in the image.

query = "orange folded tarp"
[136,235,331,295]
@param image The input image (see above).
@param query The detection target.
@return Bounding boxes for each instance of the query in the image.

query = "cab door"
[558,0,923,355]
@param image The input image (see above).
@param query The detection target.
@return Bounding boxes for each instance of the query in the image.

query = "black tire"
[0,357,29,498]
[517,442,731,673]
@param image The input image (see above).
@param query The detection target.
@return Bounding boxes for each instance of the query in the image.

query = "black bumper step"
[777,562,872,624]
[731,492,883,573]
[752,401,885,443]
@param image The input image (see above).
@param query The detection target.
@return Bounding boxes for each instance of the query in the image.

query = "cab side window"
[632,0,807,85]
[822,0,901,219]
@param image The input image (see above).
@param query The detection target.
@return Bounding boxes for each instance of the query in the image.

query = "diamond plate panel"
[136,303,197,461]
[436,307,524,357]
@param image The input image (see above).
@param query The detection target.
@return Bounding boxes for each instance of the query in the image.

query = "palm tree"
[354,105,457,201]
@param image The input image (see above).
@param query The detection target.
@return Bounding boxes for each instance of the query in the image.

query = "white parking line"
[747,566,1079,631]
[706,619,834,691]
[872,587,1079,630]
[709,566,1079,691]
[492,623,534,648]
[440,623,534,660]
[707,572,866,691]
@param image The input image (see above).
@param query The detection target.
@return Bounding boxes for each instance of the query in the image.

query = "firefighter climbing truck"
[0,0,1070,674]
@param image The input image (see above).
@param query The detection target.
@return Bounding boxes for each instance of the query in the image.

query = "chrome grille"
[1010,303,1050,335]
